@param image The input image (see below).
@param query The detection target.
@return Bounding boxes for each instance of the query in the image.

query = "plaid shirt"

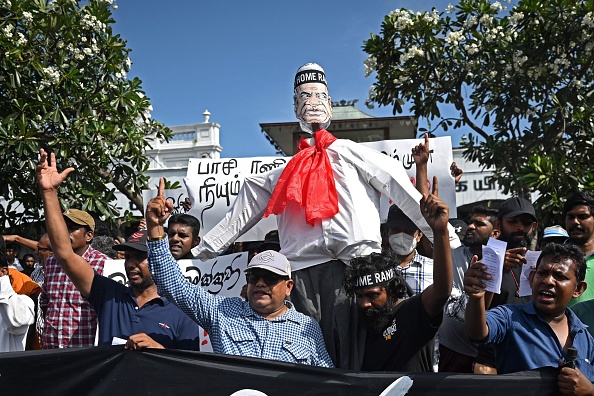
[147,238,333,367]
[399,252,434,297]
[39,246,107,349]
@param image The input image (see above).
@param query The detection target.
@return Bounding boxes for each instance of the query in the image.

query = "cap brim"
[245,264,288,277]
[113,243,147,253]
[503,211,537,222]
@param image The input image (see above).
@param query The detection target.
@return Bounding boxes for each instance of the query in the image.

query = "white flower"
[15,32,27,46]
[81,37,87,42]
[83,47,92,55]
[464,43,479,55]
[402,45,424,62]
[42,66,60,85]
[509,11,524,24]
[445,30,465,46]
[582,12,594,28]
[446,4,455,14]
[22,11,33,22]
[364,55,377,77]
[490,2,505,12]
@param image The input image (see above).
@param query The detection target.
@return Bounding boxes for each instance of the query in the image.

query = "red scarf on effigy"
[263,129,338,226]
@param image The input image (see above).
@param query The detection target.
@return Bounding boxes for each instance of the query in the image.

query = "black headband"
[354,267,397,290]
[294,70,327,88]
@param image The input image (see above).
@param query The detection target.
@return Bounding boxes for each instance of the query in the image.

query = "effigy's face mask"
[294,82,333,133]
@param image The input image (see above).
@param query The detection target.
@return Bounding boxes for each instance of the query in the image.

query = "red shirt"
[39,246,107,349]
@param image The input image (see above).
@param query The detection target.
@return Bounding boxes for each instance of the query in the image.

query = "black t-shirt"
[362,293,442,372]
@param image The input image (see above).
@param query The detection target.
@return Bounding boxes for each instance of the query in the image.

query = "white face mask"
[389,232,417,256]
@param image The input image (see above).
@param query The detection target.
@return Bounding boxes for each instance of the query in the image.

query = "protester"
[439,206,500,373]
[342,177,452,371]
[145,179,333,367]
[20,254,36,277]
[36,149,201,350]
[564,192,594,306]
[167,214,201,261]
[464,243,594,394]
[473,197,538,373]
[540,225,570,249]
[0,236,35,352]
[5,243,22,271]
[36,181,108,348]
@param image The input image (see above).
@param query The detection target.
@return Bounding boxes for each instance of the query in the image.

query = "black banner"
[0,346,561,395]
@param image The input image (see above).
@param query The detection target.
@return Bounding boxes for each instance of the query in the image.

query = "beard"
[363,303,398,332]
[568,225,592,245]
[500,228,536,249]
[464,231,490,248]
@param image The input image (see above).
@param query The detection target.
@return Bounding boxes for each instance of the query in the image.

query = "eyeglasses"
[37,247,53,253]
[245,270,289,285]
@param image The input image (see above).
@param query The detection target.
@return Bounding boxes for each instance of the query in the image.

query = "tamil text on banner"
[184,156,289,241]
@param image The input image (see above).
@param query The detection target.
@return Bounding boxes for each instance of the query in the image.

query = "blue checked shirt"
[399,252,434,297]
[147,238,333,367]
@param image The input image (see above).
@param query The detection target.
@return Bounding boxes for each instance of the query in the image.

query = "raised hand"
[419,176,449,232]
[145,178,174,227]
[504,247,527,269]
[36,149,74,191]
[412,133,430,167]
[463,256,492,298]
[450,162,463,184]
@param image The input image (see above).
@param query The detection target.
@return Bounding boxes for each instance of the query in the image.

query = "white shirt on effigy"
[193,138,459,271]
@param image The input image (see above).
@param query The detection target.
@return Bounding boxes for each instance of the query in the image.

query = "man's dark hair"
[94,219,114,238]
[5,242,19,251]
[91,236,118,259]
[472,206,499,226]
[169,214,201,238]
[536,242,587,282]
[564,191,594,216]
[343,250,408,301]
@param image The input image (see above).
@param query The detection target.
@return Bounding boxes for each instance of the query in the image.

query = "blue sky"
[112,0,460,158]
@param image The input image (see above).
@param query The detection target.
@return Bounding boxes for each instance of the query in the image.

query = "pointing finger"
[432,176,439,196]
[157,177,165,197]
[424,133,429,150]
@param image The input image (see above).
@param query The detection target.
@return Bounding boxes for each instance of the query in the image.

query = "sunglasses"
[245,270,289,285]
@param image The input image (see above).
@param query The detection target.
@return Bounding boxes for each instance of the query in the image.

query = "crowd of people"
[1,62,594,395]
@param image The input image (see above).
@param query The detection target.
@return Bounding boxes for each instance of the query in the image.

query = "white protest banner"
[182,137,456,241]
[184,157,289,241]
[361,136,457,219]
[102,251,248,352]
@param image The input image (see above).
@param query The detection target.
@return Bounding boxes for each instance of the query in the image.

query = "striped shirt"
[40,246,107,348]
[399,252,434,297]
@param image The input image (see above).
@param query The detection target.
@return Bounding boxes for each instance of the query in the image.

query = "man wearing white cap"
[188,63,452,369]
[145,180,333,367]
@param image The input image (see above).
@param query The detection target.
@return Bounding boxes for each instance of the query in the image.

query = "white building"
[114,110,221,216]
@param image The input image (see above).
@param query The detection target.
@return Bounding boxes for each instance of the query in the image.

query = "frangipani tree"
[364,0,594,225]
[0,0,171,232]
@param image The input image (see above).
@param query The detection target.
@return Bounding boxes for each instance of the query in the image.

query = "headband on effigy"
[294,63,327,88]
[354,267,398,289]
